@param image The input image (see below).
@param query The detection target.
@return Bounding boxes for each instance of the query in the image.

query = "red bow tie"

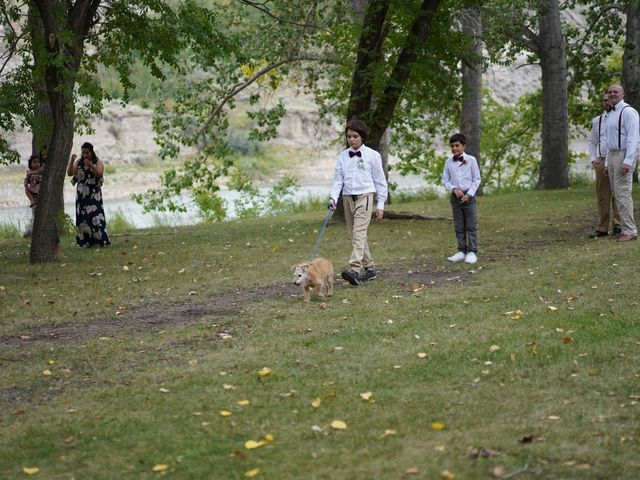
[349,150,362,158]
[454,155,466,165]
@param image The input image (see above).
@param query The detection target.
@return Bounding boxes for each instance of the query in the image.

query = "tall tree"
[484,0,569,189]
[459,2,482,163]
[0,1,224,263]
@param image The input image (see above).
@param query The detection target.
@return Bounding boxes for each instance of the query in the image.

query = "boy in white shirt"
[329,119,388,285]
[442,133,481,264]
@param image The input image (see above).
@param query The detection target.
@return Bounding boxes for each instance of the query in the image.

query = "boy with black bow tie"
[442,133,481,264]
[329,118,388,285]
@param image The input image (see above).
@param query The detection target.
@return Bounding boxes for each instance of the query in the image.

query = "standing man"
[588,93,621,238]
[604,84,639,242]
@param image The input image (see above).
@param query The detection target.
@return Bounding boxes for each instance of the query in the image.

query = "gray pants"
[450,194,478,253]
[607,150,637,236]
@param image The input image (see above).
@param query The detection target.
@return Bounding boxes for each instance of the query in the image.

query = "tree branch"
[234,0,331,33]
[197,55,329,139]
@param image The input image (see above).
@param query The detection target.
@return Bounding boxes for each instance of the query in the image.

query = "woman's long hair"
[81,142,99,164]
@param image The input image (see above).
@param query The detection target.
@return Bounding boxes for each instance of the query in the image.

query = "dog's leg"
[304,286,311,302]
[327,277,334,296]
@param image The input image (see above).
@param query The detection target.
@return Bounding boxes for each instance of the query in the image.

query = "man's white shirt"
[588,110,609,162]
[604,100,640,167]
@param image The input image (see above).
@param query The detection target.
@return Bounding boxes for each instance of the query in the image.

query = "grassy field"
[1,185,639,479]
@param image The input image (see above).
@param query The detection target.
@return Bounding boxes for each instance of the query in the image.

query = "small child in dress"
[24,155,44,208]
[442,133,481,264]
[329,118,388,285]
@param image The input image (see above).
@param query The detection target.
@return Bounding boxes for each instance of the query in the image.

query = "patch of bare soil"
[0,265,473,349]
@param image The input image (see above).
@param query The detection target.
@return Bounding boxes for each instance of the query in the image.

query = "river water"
[0,173,430,231]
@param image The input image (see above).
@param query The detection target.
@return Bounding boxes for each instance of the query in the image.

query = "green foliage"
[56,211,76,238]
[394,89,544,192]
[0,222,22,239]
[228,169,299,219]
[109,210,136,232]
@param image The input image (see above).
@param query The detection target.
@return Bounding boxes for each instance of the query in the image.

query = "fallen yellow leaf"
[244,468,261,478]
[152,464,169,472]
[417,352,427,358]
[489,345,500,352]
[158,388,170,393]
[258,367,272,378]
[244,440,266,449]
[311,397,321,408]
[548,305,558,311]
[440,470,455,480]
[264,434,274,442]
[360,392,373,401]
[431,422,446,430]
[222,384,235,390]
[219,410,232,417]
[380,429,397,438]
[330,420,347,430]
[237,399,250,406]
[42,369,52,376]
[22,467,40,475]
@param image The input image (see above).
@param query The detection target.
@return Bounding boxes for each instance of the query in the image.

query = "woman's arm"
[67,154,78,176]
[91,159,105,178]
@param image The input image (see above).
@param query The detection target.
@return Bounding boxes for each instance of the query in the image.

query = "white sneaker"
[464,252,478,264]
[447,251,466,262]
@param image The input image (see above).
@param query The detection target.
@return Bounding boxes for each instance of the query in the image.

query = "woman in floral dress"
[67,142,111,247]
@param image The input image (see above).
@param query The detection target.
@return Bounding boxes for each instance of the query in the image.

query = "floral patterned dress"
[74,161,110,247]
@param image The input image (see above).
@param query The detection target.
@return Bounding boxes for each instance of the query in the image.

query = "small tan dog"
[293,257,334,302]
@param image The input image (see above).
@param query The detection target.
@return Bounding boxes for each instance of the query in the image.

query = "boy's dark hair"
[449,133,467,145]
[345,118,369,141]
[28,155,40,169]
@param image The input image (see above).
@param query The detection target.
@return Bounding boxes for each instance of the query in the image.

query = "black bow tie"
[349,150,362,158]
[453,155,466,164]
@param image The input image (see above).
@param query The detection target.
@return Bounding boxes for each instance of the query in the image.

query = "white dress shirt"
[588,111,608,162]
[330,145,388,210]
[604,100,640,167]
[442,153,481,197]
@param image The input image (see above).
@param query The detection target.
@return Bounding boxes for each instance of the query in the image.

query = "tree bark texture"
[368,0,443,151]
[460,5,482,163]
[622,0,640,111]
[30,0,101,263]
[346,0,390,125]
[536,0,569,189]
[622,0,640,183]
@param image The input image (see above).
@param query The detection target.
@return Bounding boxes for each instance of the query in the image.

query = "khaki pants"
[343,193,375,273]
[593,157,620,232]
[607,150,637,236]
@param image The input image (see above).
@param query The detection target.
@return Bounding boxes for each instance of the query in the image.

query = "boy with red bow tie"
[329,118,388,285]
[442,133,481,264]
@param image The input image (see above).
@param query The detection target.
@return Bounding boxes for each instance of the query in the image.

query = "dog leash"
[309,208,333,261]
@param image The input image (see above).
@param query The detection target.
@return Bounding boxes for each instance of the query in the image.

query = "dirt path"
[0,265,474,349]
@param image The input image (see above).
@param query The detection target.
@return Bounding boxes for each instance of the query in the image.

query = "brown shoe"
[616,234,637,242]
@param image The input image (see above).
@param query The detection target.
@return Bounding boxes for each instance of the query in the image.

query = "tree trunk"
[368,0,442,147]
[30,106,74,262]
[622,0,640,183]
[346,0,390,124]
[460,4,482,163]
[28,6,53,158]
[536,0,569,189]
[30,0,99,263]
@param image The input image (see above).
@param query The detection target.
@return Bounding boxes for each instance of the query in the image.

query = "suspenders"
[597,114,602,157]
[617,105,629,149]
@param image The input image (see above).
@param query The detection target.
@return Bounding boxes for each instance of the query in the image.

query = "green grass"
[1,185,639,479]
